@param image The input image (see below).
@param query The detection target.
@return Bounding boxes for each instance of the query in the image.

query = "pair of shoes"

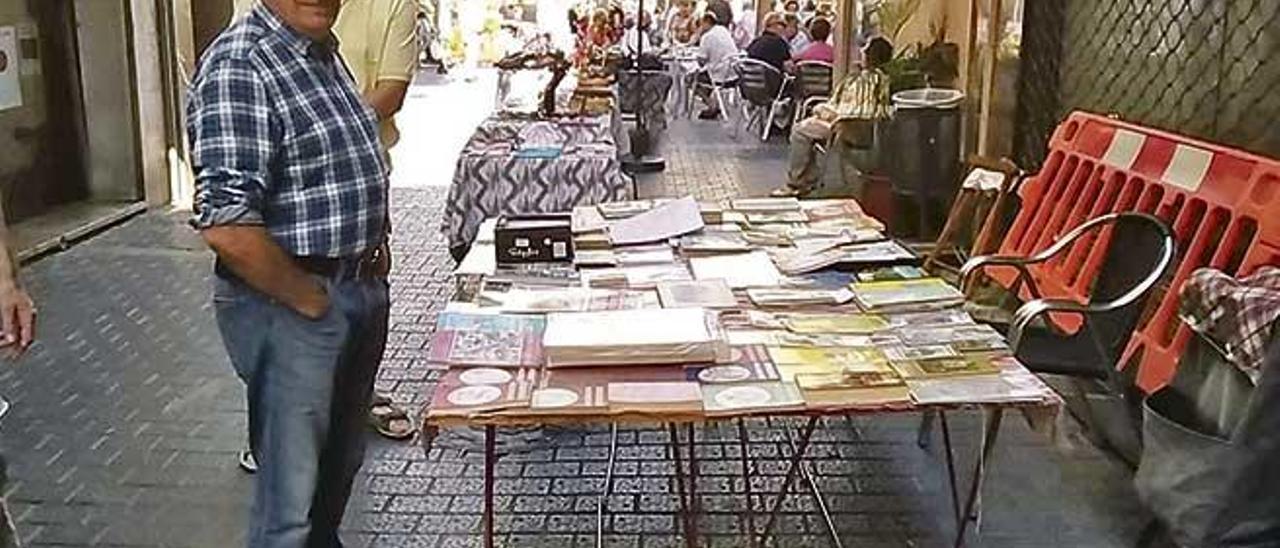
[697,109,721,120]
[238,449,257,474]
[769,187,808,198]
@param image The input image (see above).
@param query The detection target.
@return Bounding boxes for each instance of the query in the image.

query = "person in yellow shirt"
[332,0,418,442]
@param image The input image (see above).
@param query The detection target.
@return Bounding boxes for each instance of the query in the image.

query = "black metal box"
[494,214,575,264]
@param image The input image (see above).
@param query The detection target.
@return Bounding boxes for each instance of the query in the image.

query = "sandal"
[770,186,808,198]
[369,393,415,440]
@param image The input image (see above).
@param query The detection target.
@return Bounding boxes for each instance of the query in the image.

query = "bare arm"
[0,205,35,355]
[364,80,410,121]
[202,226,330,319]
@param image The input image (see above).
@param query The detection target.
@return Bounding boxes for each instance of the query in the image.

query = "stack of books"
[542,308,730,367]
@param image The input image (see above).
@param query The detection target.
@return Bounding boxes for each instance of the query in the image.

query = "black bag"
[1135,323,1280,547]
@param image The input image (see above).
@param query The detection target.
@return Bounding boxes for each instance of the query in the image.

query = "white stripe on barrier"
[1163,143,1213,192]
[1102,129,1146,170]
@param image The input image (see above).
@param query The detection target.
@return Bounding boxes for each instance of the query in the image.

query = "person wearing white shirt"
[694,11,740,119]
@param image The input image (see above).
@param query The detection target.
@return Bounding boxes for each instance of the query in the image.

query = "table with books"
[444,112,634,253]
[423,196,1063,548]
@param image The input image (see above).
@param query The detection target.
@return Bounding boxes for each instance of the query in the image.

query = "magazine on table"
[850,278,966,312]
[657,279,739,309]
[689,251,783,289]
[428,366,540,417]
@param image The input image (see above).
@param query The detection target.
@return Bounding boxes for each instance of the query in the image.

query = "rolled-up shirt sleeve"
[187,58,275,229]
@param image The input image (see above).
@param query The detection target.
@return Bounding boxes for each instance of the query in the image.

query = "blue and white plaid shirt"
[187,3,388,258]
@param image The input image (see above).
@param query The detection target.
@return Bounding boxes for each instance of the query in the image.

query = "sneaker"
[238,449,258,474]
[698,109,721,120]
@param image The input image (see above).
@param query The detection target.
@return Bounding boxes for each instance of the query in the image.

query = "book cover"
[429,312,546,367]
[702,382,805,415]
[529,366,687,414]
[851,278,965,311]
[784,314,891,335]
[657,279,739,309]
[607,382,705,415]
[428,366,540,418]
[730,197,801,213]
[890,355,1002,379]
[678,230,754,253]
[686,345,780,384]
[543,308,727,367]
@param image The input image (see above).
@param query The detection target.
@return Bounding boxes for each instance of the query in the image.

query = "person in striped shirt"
[773,36,894,197]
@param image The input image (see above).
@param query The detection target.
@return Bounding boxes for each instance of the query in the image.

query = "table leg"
[736,419,758,548]
[759,417,819,544]
[939,411,962,527]
[686,423,701,537]
[953,409,1005,548]
[917,410,937,448]
[484,425,496,548]
[668,423,699,548]
[784,420,843,548]
[597,424,620,548]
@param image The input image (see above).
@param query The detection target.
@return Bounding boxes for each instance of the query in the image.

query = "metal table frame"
[423,405,1019,548]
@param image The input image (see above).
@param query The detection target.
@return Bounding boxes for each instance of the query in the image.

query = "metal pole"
[484,425,496,548]
[939,411,962,527]
[597,424,620,548]
[953,409,1005,548]
[759,417,819,543]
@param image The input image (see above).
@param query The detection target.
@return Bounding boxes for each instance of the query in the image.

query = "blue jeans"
[0,455,17,548]
[214,267,389,548]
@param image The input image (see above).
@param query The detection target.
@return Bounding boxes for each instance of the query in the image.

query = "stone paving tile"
[0,71,1151,548]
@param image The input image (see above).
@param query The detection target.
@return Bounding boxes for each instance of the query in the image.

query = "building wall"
[74,0,142,203]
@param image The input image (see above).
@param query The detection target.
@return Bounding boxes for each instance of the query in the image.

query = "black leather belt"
[295,249,381,280]
[215,248,382,282]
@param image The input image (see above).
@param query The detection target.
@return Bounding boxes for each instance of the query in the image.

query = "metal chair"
[962,212,1175,391]
[735,58,794,141]
[792,60,834,126]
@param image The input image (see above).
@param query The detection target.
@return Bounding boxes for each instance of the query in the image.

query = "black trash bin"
[883,88,963,239]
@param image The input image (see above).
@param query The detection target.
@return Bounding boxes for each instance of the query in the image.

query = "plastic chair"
[735,58,793,141]
[792,60,833,126]
[688,52,744,137]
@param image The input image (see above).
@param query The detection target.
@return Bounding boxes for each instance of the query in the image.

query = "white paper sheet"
[0,27,22,111]
[690,251,784,288]
[609,196,705,245]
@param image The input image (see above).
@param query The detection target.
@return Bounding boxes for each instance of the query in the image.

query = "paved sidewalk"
[0,70,1149,547]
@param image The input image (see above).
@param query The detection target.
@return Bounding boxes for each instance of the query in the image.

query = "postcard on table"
[702,381,805,415]
[429,366,540,417]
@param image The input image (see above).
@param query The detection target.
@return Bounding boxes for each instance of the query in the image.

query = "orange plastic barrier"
[992,111,1280,392]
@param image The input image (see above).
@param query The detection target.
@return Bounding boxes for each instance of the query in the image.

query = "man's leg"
[309,276,391,545]
[0,455,18,548]
[216,274,350,547]
[785,129,821,193]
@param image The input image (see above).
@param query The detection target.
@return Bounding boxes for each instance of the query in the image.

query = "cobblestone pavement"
[0,69,1149,547]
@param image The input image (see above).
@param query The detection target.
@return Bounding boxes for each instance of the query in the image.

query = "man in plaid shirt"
[187,0,391,544]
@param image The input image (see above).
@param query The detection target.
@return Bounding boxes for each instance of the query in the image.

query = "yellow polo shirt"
[333,0,419,149]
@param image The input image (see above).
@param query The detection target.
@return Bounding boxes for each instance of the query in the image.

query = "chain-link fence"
[1015,0,1280,170]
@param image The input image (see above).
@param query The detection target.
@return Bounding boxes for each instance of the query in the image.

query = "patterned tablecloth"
[443,113,634,250]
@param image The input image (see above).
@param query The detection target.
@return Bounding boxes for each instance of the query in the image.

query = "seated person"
[693,11,740,120]
[772,37,894,198]
[664,0,697,46]
[793,17,833,64]
[746,12,791,73]
[784,13,810,53]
